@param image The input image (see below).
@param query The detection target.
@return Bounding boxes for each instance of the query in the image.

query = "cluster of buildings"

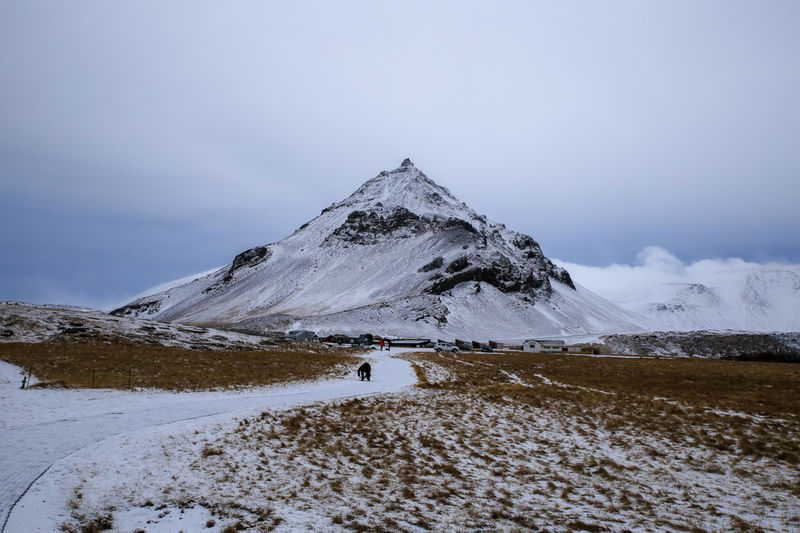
[284,330,590,354]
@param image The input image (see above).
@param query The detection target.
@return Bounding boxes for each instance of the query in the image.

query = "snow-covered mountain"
[113,159,649,338]
[606,268,800,332]
[556,247,800,332]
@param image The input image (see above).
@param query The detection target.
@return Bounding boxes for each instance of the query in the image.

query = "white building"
[522,339,583,353]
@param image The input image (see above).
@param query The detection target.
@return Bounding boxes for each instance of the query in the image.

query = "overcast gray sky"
[1,1,799,309]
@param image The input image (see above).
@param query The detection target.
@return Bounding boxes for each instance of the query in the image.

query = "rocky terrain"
[0,302,277,351]
[600,330,800,360]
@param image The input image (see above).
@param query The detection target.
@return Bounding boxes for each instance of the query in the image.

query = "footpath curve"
[0,350,415,532]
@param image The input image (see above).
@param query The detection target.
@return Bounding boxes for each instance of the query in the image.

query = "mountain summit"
[113,160,646,338]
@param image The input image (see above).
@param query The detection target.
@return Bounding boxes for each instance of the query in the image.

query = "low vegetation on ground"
[0,340,365,390]
[403,350,800,416]
[62,351,800,532]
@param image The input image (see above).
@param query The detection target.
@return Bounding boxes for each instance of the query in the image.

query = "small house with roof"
[522,339,583,353]
[285,329,316,341]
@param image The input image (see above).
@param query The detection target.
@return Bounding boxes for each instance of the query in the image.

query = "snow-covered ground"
[0,302,278,350]
[0,350,415,532]
[3,345,798,532]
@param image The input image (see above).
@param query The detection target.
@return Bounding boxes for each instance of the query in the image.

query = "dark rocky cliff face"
[111,298,161,317]
[325,207,428,245]
[323,205,485,248]
[320,201,574,299]
[423,251,573,299]
[225,246,271,282]
[418,257,444,272]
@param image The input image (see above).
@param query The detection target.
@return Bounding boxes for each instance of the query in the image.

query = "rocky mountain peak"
[336,160,466,223]
[308,161,576,296]
[112,159,600,336]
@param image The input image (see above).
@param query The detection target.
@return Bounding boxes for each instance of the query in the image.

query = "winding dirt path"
[0,351,415,532]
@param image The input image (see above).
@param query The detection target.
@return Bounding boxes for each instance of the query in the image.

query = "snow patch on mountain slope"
[224,281,648,341]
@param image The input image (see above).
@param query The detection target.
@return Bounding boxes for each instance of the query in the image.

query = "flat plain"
[32,348,799,533]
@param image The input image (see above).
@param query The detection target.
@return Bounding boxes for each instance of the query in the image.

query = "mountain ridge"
[608,268,800,332]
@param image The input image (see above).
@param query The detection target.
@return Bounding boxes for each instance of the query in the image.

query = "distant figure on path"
[20,376,27,389]
[379,337,384,351]
[357,362,371,381]
[386,340,391,351]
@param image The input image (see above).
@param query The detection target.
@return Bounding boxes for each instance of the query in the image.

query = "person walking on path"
[379,337,384,351]
[20,376,27,389]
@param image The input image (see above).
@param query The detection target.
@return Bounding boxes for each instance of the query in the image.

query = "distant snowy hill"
[622,269,800,332]
[113,159,649,339]
[557,249,800,332]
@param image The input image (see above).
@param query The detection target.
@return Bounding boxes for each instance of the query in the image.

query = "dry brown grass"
[402,350,800,416]
[55,350,800,531]
[399,351,800,465]
[0,340,365,390]
[165,384,800,532]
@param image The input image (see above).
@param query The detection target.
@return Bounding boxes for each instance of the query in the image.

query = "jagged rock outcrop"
[225,246,271,281]
[325,207,428,245]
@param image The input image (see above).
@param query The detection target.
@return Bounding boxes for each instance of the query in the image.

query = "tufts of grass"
[0,340,364,390]
[400,350,800,416]
[201,446,224,458]
[60,513,114,533]
[61,348,800,532]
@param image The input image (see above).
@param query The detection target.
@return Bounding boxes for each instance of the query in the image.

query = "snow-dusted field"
[0,302,278,350]
[3,348,799,532]
[1,350,414,532]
